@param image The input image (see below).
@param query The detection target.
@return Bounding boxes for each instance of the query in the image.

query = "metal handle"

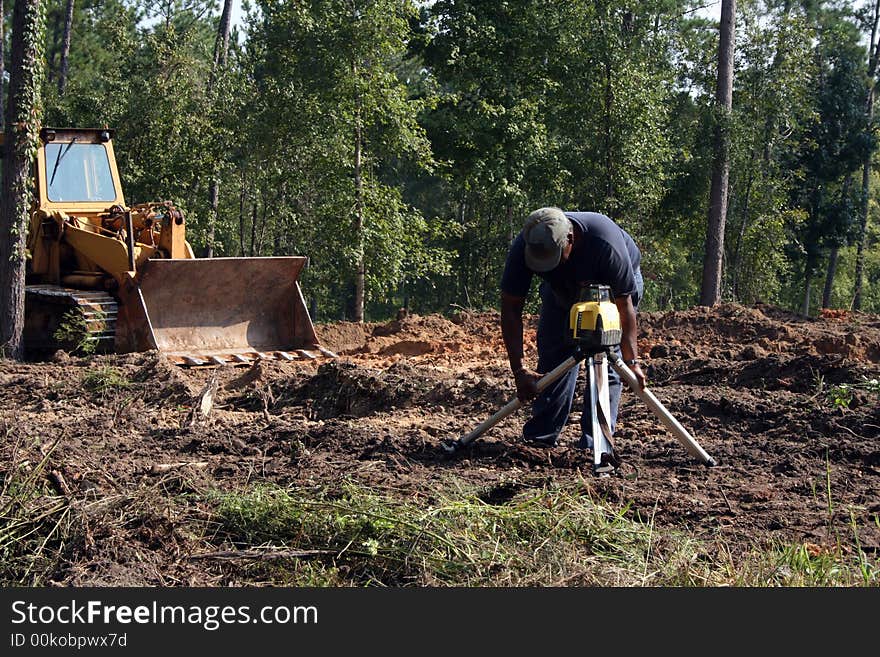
[608,354,716,466]
[457,356,580,448]
[125,210,136,272]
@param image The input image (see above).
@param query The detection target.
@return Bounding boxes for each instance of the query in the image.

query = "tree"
[421,0,565,310]
[853,0,880,310]
[725,1,814,307]
[420,1,680,311]
[0,0,5,128]
[700,0,735,306]
[57,0,74,95]
[212,0,232,70]
[0,0,46,359]
[248,0,440,322]
[789,19,871,315]
[204,0,235,258]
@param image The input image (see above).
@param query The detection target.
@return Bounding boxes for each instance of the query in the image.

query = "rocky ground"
[1,302,878,585]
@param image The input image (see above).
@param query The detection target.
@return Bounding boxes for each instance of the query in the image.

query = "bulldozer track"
[25,285,118,353]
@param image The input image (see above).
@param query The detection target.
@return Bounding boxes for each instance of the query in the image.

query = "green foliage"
[206,480,877,586]
[81,366,132,396]
[417,1,685,312]
[36,0,880,319]
[52,307,101,355]
[724,2,816,305]
[235,0,446,320]
[45,0,227,249]
[209,481,676,586]
[821,169,880,311]
[825,376,880,409]
[780,3,874,313]
[0,435,71,585]
[827,382,854,408]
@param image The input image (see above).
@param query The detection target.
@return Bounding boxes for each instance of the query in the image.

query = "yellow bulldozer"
[23,127,333,365]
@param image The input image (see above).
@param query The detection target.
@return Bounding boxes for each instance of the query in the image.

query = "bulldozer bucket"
[115,257,331,365]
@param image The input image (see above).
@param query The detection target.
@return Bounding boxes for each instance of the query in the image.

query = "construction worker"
[500,206,645,449]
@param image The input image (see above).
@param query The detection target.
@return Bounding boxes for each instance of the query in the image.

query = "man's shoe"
[578,434,594,449]
[522,433,557,448]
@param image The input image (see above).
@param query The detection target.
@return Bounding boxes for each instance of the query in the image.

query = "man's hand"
[629,361,647,390]
[514,368,541,401]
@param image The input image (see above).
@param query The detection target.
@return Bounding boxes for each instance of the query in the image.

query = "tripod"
[441,345,716,476]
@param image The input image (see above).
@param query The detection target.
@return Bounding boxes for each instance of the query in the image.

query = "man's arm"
[614,294,646,389]
[501,291,540,400]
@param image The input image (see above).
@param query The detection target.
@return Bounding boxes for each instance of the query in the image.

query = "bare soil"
[2,302,878,585]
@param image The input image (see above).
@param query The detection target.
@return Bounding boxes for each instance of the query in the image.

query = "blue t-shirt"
[501,211,641,308]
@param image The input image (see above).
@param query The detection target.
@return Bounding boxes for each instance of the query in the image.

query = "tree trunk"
[854,0,880,310]
[822,246,838,309]
[205,180,218,257]
[0,0,45,360]
[352,65,365,323]
[249,200,257,257]
[457,198,470,308]
[256,190,268,255]
[45,5,58,84]
[238,172,246,256]
[57,0,73,95]
[802,251,816,316]
[204,0,233,258]
[700,0,736,306]
[731,162,755,300]
[0,0,5,129]
[603,52,615,207]
[212,0,232,71]
[801,272,812,316]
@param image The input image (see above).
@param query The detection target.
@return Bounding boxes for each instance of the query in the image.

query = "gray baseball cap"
[523,207,571,272]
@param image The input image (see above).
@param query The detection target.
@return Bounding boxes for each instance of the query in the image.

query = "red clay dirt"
[1,302,878,585]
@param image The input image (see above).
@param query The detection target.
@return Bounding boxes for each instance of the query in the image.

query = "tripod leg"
[607,353,716,467]
[448,355,581,452]
[595,353,614,444]
[588,355,617,475]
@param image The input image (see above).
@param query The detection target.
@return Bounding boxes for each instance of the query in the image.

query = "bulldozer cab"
[37,128,125,209]
[23,127,330,365]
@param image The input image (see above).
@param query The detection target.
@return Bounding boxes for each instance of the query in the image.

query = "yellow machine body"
[21,127,327,365]
[568,284,622,350]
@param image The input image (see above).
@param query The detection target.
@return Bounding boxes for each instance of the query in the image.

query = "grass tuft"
[81,366,132,397]
[0,434,72,585]
[207,481,716,586]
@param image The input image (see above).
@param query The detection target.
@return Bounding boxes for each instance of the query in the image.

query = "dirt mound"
[316,313,471,357]
[284,360,438,418]
[364,314,470,356]
[315,321,368,354]
[639,302,880,363]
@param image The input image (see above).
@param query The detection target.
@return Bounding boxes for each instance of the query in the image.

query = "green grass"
[0,435,72,585]
[204,480,878,587]
[81,366,132,396]
[209,481,663,585]
[1,458,875,586]
[730,541,876,586]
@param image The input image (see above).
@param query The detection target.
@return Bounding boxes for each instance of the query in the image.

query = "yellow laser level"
[568,284,621,350]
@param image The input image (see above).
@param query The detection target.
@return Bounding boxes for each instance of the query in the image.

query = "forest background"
[8,0,880,322]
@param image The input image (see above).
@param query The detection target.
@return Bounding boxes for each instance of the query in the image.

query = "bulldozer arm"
[115,256,330,365]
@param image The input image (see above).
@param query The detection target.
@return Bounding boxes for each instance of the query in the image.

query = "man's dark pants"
[522,272,643,447]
